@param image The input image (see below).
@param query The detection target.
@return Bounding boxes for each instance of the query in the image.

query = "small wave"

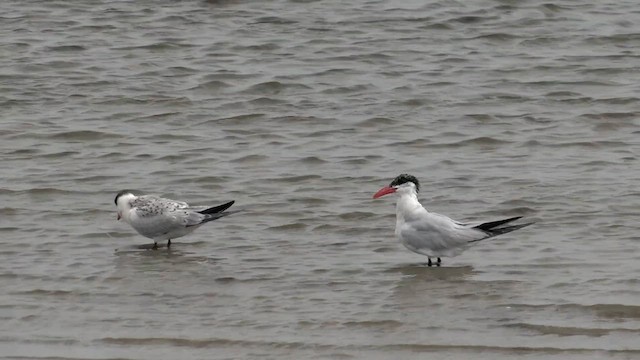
[268,175,323,183]
[189,80,232,92]
[548,140,627,148]
[199,113,266,126]
[419,22,453,30]
[50,130,120,140]
[505,323,613,337]
[156,15,193,23]
[502,303,640,320]
[311,224,338,232]
[338,211,377,221]
[581,112,638,120]
[214,277,236,284]
[427,136,510,148]
[253,16,298,25]
[343,320,403,329]
[156,155,188,162]
[232,43,281,52]
[483,92,529,101]
[248,97,286,106]
[6,336,80,346]
[457,136,512,145]
[40,150,81,158]
[469,32,519,41]
[589,304,640,319]
[46,45,86,52]
[142,133,200,141]
[321,84,372,94]
[372,246,396,253]
[6,188,85,196]
[230,154,270,163]
[99,336,307,349]
[241,81,312,95]
[308,68,358,77]
[6,148,38,155]
[70,24,117,31]
[168,66,198,73]
[303,128,352,138]
[546,91,583,97]
[70,80,115,88]
[267,223,307,231]
[13,289,74,296]
[189,175,228,184]
[358,117,397,127]
[114,42,196,51]
[389,138,432,148]
[338,158,369,165]
[297,156,327,164]
[135,112,181,121]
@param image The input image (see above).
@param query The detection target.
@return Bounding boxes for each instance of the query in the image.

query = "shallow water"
[1,0,639,359]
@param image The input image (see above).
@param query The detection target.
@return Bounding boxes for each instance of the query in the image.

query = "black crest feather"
[390,174,420,192]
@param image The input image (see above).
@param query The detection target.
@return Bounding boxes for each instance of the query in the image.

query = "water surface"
[1,1,639,359]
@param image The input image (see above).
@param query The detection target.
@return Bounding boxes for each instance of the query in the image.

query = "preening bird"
[114,190,240,249]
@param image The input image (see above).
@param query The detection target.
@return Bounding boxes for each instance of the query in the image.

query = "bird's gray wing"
[128,196,204,238]
[399,211,486,254]
[130,208,206,237]
[132,195,189,214]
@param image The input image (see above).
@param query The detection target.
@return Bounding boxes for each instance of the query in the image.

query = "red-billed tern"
[373,174,533,266]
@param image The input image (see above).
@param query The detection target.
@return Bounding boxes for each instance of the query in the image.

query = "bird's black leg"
[436,257,441,267]
[427,258,433,267]
[152,242,158,250]
[167,239,171,248]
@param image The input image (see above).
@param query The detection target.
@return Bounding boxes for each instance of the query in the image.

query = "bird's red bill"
[373,186,396,199]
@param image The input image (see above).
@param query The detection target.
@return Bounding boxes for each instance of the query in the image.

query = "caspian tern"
[114,190,240,249]
[373,174,533,266]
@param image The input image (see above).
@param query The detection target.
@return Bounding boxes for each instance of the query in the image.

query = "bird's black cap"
[390,174,420,192]
[114,190,134,205]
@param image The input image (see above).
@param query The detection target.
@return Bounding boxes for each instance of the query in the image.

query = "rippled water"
[1,0,639,359]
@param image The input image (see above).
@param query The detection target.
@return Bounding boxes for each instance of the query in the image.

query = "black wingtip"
[191,209,243,226]
[198,200,235,215]
[473,216,523,231]
[469,221,534,243]
[486,222,534,237]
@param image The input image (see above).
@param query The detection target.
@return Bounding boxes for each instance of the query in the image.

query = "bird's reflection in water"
[387,263,476,281]
[387,264,478,305]
[115,241,207,253]
[113,241,220,270]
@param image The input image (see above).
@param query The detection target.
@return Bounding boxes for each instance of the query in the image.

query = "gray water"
[1,0,639,359]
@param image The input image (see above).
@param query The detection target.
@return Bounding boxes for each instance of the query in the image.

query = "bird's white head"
[114,190,137,221]
[373,174,420,199]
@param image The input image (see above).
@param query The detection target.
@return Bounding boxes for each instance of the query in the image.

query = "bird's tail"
[486,222,534,237]
[187,200,241,226]
[200,209,243,224]
[469,221,534,243]
[473,216,522,231]
[199,200,235,215]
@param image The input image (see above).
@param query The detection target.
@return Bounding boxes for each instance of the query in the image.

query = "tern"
[114,190,240,249]
[373,174,533,266]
